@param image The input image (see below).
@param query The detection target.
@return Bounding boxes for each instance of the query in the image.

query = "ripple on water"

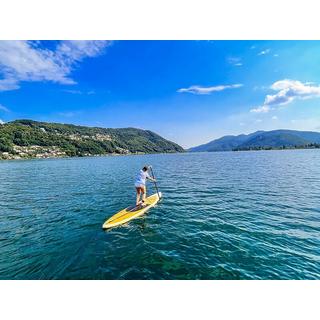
[0,151,319,279]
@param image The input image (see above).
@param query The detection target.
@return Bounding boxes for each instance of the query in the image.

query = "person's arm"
[146,172,156,182]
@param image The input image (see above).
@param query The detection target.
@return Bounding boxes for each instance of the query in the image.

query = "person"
[135,165,156,206]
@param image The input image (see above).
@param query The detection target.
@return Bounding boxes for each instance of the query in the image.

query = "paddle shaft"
[149,166,161,200]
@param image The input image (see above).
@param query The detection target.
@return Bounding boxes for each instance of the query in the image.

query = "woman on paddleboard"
[135,166,156,206]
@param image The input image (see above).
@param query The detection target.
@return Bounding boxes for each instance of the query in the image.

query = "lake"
[0,150,319,279]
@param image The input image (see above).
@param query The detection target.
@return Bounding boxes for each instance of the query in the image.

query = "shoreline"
[189,147,320,153]
[1,147,319,162]
[0,150,185,162]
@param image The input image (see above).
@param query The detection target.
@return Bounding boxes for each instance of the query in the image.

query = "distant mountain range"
[189,130,320,152]
[0,120,184,160]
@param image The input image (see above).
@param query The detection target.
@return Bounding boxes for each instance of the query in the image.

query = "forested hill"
[0,120,184,160]
[189,129,320,152]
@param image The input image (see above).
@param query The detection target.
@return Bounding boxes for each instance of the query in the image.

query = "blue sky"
[1,40,320,148]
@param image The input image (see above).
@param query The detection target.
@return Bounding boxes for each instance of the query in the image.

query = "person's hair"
[142,166,149,172]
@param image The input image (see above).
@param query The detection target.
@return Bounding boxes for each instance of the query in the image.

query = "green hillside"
[0,120,184,160]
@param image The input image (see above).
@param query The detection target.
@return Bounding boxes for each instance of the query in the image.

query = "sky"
[1,40,320,148]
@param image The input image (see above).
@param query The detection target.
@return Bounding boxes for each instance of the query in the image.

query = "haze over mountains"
[189,130,320,152]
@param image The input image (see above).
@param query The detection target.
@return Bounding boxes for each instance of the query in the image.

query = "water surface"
[0,150,319,279]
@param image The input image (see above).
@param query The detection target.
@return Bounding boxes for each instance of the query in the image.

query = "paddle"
[149,165,161,200]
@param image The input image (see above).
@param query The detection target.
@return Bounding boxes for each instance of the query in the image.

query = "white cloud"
[63,89,83,94]
[255,119,262,123]
[273,54,279,57]
[258,49,271,56]
[0,104,10,112]
[0,78,19,91]
[56,41,108,62]
[0,40,111,91]
[272,116,278,120]
[268,79,320,105]
[227,57,243,66]
[0,119,4,124]
[177,84,243,95]
[250,105,272,113]
[63,89,96,95]
[250,79,320,113]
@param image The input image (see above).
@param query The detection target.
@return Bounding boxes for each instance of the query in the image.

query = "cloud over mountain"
[250,79,320,113]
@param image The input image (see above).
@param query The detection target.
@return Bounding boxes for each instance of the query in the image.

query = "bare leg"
[136,188,141,206]
[142,186,146,203]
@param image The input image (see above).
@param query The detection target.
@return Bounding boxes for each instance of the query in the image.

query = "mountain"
[0,120,184,160]
[189,129,320,152]
[189,131,263,152]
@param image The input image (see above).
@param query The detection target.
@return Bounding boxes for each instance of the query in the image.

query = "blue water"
[0,150,319,279]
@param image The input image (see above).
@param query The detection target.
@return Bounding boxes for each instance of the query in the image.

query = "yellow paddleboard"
[102,192,162,229]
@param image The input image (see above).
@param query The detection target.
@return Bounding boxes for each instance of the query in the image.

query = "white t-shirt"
[135,170,150,186]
